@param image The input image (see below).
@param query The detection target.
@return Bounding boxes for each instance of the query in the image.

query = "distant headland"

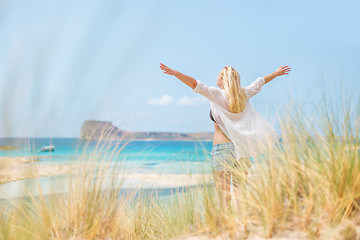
[79,120,214,141]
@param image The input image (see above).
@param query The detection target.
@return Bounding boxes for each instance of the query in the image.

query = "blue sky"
[0,0,359,137]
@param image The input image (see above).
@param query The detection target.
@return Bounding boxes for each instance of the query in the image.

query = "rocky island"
[79,120,214,141]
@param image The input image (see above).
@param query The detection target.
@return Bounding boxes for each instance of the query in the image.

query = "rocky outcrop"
[80,120,126,140]
[79,120,213,141]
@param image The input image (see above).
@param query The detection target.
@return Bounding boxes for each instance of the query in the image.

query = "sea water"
[0,138,214,198]
[0,138,213,172]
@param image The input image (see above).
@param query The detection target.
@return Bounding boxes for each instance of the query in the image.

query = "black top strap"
[210,109,216,123]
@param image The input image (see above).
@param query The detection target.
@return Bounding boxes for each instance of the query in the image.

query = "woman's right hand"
[275,65,291,76]
[263,65,291,84]
[159,63,177,76]
[159,63,197,89]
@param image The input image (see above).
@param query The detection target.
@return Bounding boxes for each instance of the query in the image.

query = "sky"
[0,0,359,138]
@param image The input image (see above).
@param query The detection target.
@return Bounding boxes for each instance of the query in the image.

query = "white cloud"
[37,111,63,117]
[176,96,206,106]
[104,111,121,117]
[148,95,207,106]
[37,112,48,117]
[148,95,174,106]
[95,96,110,102]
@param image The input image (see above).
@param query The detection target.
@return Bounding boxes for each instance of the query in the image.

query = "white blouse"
[193,77,278,159]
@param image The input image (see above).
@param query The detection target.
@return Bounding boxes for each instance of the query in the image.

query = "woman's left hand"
[159,63,177,76]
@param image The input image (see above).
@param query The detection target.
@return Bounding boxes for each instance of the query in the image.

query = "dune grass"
[0,96,359,240]
[224,97,360,239]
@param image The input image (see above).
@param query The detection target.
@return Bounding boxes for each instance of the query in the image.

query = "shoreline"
[0,155,213,191]
[0,156,77,185]
[0,137,214,141]
[0,145,18,150]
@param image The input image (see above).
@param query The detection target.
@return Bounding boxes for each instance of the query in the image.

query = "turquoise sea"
[0,138,213,172]
[0,138,215,198]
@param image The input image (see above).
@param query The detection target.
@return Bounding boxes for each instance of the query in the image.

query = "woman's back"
[159,63,290,158]
[193,77,277,158]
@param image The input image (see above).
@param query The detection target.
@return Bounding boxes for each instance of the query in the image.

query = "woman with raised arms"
[159,63,291,208]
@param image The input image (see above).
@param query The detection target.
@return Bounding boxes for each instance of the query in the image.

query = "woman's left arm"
[160,63,197,89]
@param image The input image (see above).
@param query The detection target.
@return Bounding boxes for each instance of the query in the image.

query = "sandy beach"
[172,221,360,240]
[0,156,77,185]
[0,145,18,150]
[0,155,214,199]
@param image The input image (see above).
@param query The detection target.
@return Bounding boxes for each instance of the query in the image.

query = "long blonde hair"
[220,65,247,113]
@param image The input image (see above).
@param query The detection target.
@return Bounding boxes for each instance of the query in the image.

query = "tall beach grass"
[0,95,359,240]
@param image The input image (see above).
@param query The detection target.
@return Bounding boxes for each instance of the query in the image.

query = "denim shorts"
[210,142,251,172]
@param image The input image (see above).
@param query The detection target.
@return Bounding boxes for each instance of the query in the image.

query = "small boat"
[40,145,55,152]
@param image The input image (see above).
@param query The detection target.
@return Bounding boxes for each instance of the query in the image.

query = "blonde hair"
[220,66,247,113]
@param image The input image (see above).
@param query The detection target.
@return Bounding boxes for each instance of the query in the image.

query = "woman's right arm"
[159,63,197,89]
[263,65,291,84]
[159,63,226,107]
